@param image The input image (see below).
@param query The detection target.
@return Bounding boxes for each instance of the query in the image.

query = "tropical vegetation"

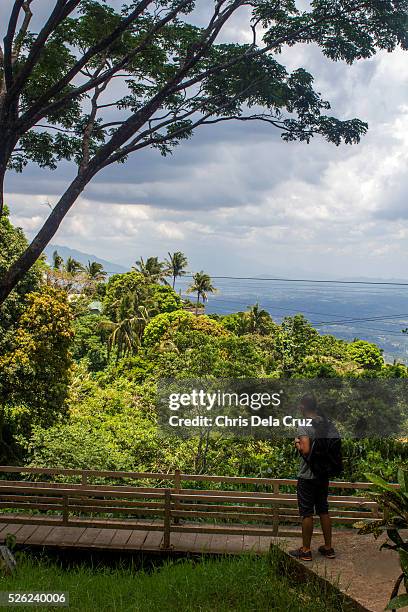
[357,469,408,610]
[1,210,408,482]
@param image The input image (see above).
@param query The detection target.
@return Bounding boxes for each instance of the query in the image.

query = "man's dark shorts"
[297,477,329,518]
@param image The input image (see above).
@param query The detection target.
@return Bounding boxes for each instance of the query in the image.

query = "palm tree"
[133,256,167,283]
[245,303,273,335]
[103,300,141,361]
[64,256,84,276]
[85,260,107,282]
[165,251,188,289]
[187,271,217,315]
[52,250,64,270]
[101,290,156,361]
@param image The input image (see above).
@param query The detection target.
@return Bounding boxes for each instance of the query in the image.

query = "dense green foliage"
[143,310,228,347]
[72,314,110,372]
[10,0,408,177]
[0,207,41,344]
[0,287,73,462]
[347,340,384,371]
[1,219,408,480]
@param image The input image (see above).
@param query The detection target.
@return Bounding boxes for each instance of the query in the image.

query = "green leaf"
[365,473,398,493]
[386,593,408,609]
[398,469,408,495]
[388,530,405,548]
[400,550,408,576]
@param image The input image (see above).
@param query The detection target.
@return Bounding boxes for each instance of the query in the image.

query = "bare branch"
[3,0,24,89]
[99,121,125,130]
[250,16,262,47]
[9,0,82,97]
[13,0,33,59]
[103,77,271,165]
[79,78,109,174]
[0,46,5,97]
[97,101,125,110]
[34,123,75,133]
[201,114,287,129]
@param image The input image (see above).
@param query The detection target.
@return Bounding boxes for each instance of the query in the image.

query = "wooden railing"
[0,467,389,548]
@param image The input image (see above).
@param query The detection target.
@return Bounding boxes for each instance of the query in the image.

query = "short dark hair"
[300,393,317,413]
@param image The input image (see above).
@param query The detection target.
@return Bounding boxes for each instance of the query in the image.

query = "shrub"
[348,340,384,370]
[150,284,182,313]
[143,311,228,346]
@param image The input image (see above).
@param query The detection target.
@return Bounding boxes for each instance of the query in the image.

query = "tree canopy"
[1,0,408,304]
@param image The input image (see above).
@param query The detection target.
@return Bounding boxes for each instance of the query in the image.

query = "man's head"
[299,393,318,417]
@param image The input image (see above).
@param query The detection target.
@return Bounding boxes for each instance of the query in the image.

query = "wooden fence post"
[272,482,280,536]
[81,472,88,487]
[173,469,181,525]
[162,489,172,549]
[62,493,69,526]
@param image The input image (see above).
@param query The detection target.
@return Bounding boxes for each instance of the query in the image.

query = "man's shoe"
[318,545,335,558]
[288,547,312,561]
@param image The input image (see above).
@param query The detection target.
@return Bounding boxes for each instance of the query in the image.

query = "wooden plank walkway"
[0,521,272,554]
[1,522,401,611]
[0,468,401,612]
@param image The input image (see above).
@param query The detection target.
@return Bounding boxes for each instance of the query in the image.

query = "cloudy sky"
[3,1,408,278]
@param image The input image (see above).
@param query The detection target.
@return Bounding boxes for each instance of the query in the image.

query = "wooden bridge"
[0,466,385,555]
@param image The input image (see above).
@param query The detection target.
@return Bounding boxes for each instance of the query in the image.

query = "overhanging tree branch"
[81,0,247,173]
[16,0,191,132]
[3,0,25,89]
[16,0,155,124]
[9,0,82,97]
[0,0,249,301]
[13,0,33,59]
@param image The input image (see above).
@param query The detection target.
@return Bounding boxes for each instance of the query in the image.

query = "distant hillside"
[44,245,128,275]
[255,273,408,284]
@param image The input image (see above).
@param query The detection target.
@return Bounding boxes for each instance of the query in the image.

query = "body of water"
[178,277,408,364]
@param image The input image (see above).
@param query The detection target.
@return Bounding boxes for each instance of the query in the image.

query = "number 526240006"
[0,592,68,606]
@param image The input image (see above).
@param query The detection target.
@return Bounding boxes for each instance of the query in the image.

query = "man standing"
[289,393,341,561]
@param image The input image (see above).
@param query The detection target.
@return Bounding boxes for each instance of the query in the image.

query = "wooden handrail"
[0,466,386,546]
[0,466,398,490]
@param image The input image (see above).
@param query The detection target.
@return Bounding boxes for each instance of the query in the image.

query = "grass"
[0,550,353,612]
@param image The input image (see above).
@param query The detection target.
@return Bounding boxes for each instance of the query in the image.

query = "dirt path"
[278,531,403,612]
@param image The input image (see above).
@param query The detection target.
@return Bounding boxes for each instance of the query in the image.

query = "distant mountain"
[339,276,408,284]
[255,273,408,284]
[44,245,128,274]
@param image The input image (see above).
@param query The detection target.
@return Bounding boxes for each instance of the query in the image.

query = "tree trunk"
[0,172,89,306]
[0,94,20,220]
[0,143,10,220]
[0,164,5,220]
